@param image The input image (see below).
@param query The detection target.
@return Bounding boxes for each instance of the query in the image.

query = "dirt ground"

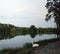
[31,40,60,54]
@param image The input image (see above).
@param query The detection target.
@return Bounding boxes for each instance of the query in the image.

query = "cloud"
[0,0,55,28]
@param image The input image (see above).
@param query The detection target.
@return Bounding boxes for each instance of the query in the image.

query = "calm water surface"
[0,34,57,50]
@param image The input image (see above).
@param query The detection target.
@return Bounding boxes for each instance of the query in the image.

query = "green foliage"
[0,43,32,54]
[29,25,37,33]
[38,28,57,34]
[0,23,15,35]
[11,27,16,36]
[23,43,32,50]
[45,0,60,34]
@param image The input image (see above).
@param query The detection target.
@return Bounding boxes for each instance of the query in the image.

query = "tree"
[11,27,16,36]
[29,25,37,38]
[29,25,37,33]
[45,0,60,35]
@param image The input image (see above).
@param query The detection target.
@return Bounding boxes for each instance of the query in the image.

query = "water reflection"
[0,33,58,40]
[0,33,43,40]
[57,34,60,38]
[29,33,37,38]
[0,34,15,40]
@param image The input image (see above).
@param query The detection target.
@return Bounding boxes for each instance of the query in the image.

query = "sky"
[0,0,56,28]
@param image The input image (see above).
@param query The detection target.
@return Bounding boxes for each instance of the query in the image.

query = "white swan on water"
[32,44,39,47]
[32,38,39,47]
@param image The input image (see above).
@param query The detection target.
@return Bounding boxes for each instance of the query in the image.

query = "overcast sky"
[0,0,56,28]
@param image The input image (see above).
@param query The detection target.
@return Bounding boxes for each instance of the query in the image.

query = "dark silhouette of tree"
[45,0,60,35]
[29,25,37,38]
[29,25,37,33]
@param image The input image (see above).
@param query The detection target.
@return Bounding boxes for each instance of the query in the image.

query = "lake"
[0,34,57,50]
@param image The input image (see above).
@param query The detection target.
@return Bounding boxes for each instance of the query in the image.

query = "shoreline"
[0,38,60,54]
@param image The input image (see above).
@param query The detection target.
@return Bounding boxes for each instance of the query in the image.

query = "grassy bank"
[0,43,32,54]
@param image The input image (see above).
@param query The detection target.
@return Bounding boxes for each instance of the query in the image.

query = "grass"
[22,43,32,50]
[0,43,32,54]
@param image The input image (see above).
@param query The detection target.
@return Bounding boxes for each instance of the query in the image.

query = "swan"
[32,44,39,47]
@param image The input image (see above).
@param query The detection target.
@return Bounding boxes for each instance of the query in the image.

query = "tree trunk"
[56,20,60,38]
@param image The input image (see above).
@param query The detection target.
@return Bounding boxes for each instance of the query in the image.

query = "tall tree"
[29,25,37,38]
[45,0,60,35]
[29,25,37,33]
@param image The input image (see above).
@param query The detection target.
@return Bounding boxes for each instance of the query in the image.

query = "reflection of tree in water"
[57,34,60,38]
[29,32,37,38]
[0,34,15,40]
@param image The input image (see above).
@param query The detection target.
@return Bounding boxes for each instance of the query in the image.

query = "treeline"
[16,26,57,35]
[38,28,57,34]
[0,23,15,35]
[0,23,57,36]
